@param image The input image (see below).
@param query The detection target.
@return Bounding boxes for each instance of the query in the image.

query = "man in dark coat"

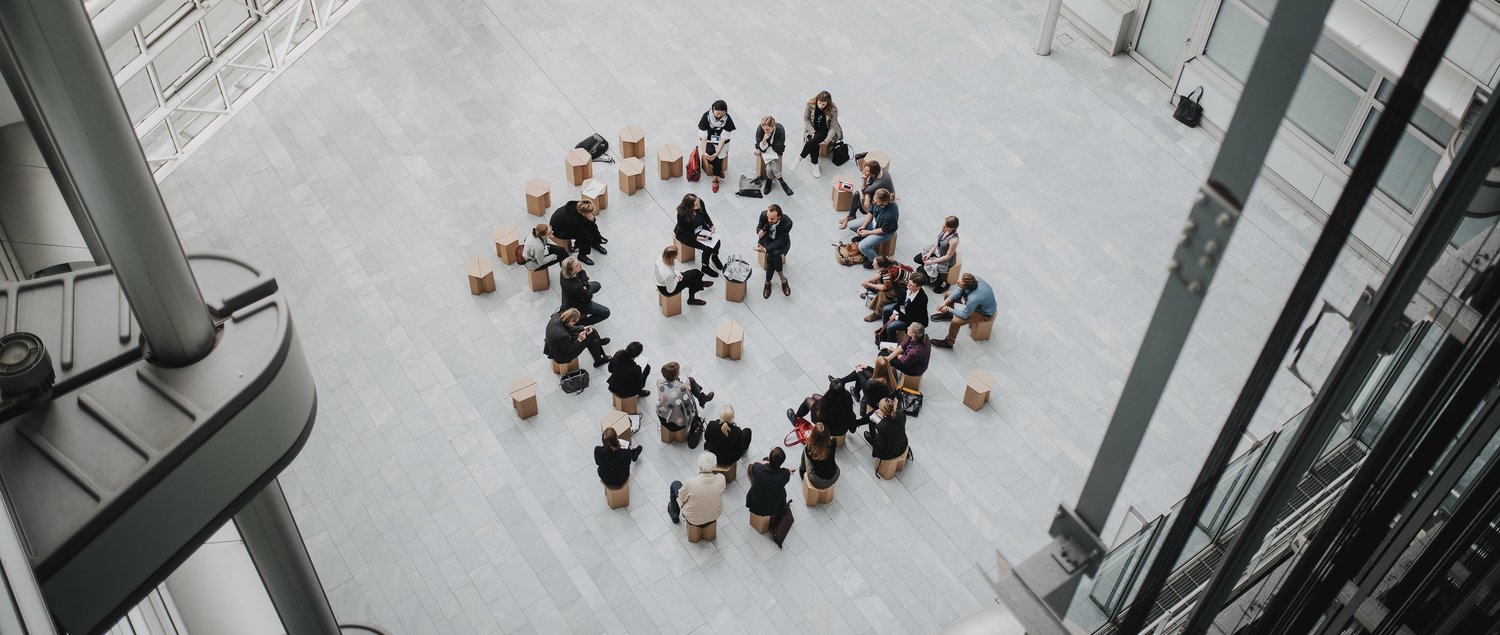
[756,205,793,299]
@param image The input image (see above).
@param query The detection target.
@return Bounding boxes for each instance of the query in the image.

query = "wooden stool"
[466,257,495,295]
[946,253,963,285]
[832,178,855,212]
[525,178,551,216]
[875,448,911,480]
[819,138,830,158]
[715,321,744,360]
[619,157,645,195]
[604,480,630,509]
[509,377,537,420]
[565,148,592,186]
[964,369,995,411]
[676,240,696,263]
[581,178,608,212]
[803,475,834,507]
[757,251,767,269]
[611,393,638,415]
[494,225,520,265]
[619,125,645,159]
[660,291,682,317]
[749,513,772,534]
[755,155,767,179]
[687,520,717,543]
[527,267,550,291]
[551,236,572,252]
[551,357,579,375]
[601,409,632,441]
[832,434,846,447]
[658,144,683,180]
[725,279,746,303]
[969,312,997,341]
[713,462,737,484]
[900,372,923,390]
[875,234,897,257]
[857,149,891,172]
[660,424,688,444]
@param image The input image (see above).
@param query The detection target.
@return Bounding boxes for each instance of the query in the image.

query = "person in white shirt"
[697,100,735,193]
[655,245,713,306]
[522,224,567,271]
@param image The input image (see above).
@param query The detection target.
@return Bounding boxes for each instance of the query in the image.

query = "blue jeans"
[859,233,893,262]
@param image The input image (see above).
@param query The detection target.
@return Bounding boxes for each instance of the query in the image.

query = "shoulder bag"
[574,133,614,163]
[1173,86,1205,128]
[829,141,850,166]
[560,369,590,394]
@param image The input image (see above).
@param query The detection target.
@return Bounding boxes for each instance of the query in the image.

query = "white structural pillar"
[0,0,216,366]
[1037,0,1065,56]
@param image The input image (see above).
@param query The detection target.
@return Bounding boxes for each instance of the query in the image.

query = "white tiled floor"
[158,0,1380,632]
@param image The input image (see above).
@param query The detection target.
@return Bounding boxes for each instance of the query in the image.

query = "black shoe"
[931,312,952,321]
[631,446,644,460]
[702,280,715,288]
[638,390,651,398]
[862,262,874,270]
[599,237,609,244]
[599,337,612,346]
[827,375,839,385]
[579,255,595,266]
[762,178,773,195]
[702,267,720,278]
[786,408,797,424]
[594,355,612,367]
[594,245,608,255]
[688,298,707,306]
[931,339,954,349]
[781,180,793,196]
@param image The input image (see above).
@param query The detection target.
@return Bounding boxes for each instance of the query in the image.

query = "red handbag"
[783,417,813,447]
[686,147,701,182]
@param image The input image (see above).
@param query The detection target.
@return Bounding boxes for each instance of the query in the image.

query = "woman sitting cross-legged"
[656,245,713,307]
[673,193,723,277]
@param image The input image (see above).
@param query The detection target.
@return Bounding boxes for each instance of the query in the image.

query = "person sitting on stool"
[746,447,793,519]
[595,427,642,489]
[560,257,610,326]
[882,323,931,378]
[877,276,929,343]
[656,245,713,307]
[674,193,723,277]
[840,160,894,230]
[864,398,909,461]
[931,273,997,350]
[851,189,899,267]
[704,405,752,469]
[607,341,651,399]
[756,204,793,298]
[522,224,568,271]
[549,199,606,265]
[669,453,726,526]
[543,308,611,368]
[657,362,715,437]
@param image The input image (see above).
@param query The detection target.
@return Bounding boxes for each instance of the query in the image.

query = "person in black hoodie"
[864,398,909,461]
[606,342,651,399]
[549,199,607,265]
[559,257,610,326]
[753,115,792,196]
[673,194,723,277]
[595,427,642,488]
[697,100,735,192]
[745,447,793,518]
[703,405,752,469]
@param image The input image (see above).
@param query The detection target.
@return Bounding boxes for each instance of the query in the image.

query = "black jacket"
[801,441,838,482]
[892,288,930,326]
[755,123,787,157]
[543,315,585,362]
[560,271,594,313]
[606,356,648,397]
[817,392,858,438]
[704,420,748,467]
[756,211,792,255]
[549,200,597,240]
[745,463,790,517]
[870,410,909,460]
[595,445,632,488]
[862,378,895,415]
[674,206,716,246]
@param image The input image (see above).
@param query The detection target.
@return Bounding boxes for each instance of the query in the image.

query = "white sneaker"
[789,157,802,172]
[812,163,822,178]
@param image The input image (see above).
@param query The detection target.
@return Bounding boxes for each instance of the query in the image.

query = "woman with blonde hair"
[654,245,712,307]
[790,91,842,178]
[549,198,606,265]
[704,404,753,468]
[753,115,792,196]
[522,223,567,271]
[799,422,839,488]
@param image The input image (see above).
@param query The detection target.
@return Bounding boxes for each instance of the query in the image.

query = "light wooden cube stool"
[749,513,772,534]
[832,178,855,212]
[715,321,744,360]
[565,148,592,186]
[611,393,638,415]
[875,234,897,257]
[604,480,630,509]
[619,157,645,195]
[619,125,645,158]
[875,448,911,480]
[857,149,891,172]
[551,235,572,252]
[725,278,746,303]
[713,462,737,484]
[658,144,683,180]
[494,225,520,265]
[660,291,682,317]
[757,251,767,269]
[466,257,495,295]
[832,434,846,447]
[676,240,696,263]
[900,372,923,390]
[969,312,997,341]
[581,179,608,212]
[803,475,835,507]
[525,178,551,216]
[755,155,767,179]
[509,377,537,420]
[551,357,579,375]
[527,267,550,291]
[964,369,995,411]
[946,253,963,285]
[660,424,688,444]
[601,409,632,442]
[819,138,831,158]
[687,521,717,543]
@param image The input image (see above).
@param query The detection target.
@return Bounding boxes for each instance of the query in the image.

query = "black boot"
[780,179,793,195]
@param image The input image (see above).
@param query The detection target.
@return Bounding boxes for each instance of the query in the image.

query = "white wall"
[163,523,284,635]
[1363,0,1500,85]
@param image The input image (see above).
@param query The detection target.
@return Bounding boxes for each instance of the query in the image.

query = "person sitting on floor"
[543,308,610,368]
[746,447,794,519]
[548,199,606,265]
[786,380,858,439]
[522,224,568,271]
[931,273,998,350]
[877,275,929,343]
[656,245,713,307]
[882,323,931,378]
[673,193,723,277]
[595,427,643,489]
[669,452,727,526]
[656,362,715,437]
[830,356,898,428]
[915,215,960,293]
[864,398,909,461]
[756,204,793,298]
[559,257,610,326]
[704,405,753,469]
[607,341,651,399]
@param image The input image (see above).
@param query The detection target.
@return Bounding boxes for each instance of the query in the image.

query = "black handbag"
[560,369,590,394]
[829,141,850,165]
[899,387,923,417]
[687,417,705,449]
[574,133,615,163]
[1173,86,1204,128]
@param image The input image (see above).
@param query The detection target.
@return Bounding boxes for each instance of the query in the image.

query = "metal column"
[0,0,215,366]
[1037,0,1065,56]
[235,480,341,635]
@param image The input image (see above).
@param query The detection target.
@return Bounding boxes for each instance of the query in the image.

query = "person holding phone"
[697,100,736,192]
[595,427,643,489]
[542,308,611,368]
